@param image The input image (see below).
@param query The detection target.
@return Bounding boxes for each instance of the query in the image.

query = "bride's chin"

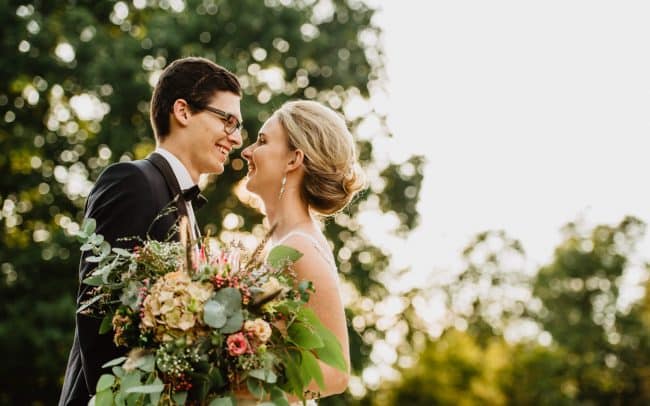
[244,180,258,194]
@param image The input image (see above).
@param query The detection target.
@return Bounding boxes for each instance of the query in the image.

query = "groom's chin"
[209,163,225,175]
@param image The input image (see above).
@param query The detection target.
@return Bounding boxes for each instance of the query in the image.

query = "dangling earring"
[278,174,287,200]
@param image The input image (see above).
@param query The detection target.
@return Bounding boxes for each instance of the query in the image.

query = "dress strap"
[273,231,336,270]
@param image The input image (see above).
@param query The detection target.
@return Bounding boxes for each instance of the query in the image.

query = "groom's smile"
[215,143,231,160]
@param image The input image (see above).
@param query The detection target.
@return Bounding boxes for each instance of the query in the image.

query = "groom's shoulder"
[91,159,160,195]
[96,158,156,183]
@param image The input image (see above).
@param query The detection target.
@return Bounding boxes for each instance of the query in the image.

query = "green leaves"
[208,396,234,406]
[288,322,324,349]
[249,368,278,384]
[300,350,325,390]
[267,245,303,269]
[203,288,244,333]
[96,374,115,392]
[77,218,97,241]
[102,356,127,368]
[294,307,347,372]
[172,391,188,405]
[247,378,265,399]
[125,383,164,394]
[99,313,113,334]
[203,301,227,328]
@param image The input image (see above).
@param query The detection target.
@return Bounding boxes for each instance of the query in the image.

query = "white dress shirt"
[154,147,200,240]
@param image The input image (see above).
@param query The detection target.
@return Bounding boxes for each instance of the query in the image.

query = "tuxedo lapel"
[146,152,188,219]
[146,152,202,240]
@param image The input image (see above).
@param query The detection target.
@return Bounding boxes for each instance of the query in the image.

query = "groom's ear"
[171,99,191,126]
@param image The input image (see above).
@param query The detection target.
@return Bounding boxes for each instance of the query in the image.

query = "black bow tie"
[181,185,208,210]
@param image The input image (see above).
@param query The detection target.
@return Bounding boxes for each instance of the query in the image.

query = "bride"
[239,100,365,403]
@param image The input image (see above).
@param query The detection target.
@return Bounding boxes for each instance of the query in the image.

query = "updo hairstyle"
[274,100,366,215]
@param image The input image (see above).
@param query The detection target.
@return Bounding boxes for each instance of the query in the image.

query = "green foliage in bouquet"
[77,218,346,405]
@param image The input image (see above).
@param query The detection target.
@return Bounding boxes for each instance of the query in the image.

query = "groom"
[59,57,243,406]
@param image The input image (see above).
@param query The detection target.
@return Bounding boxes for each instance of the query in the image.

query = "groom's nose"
[228,130,243,149]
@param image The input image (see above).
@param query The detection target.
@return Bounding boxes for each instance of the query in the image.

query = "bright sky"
[366,1,650,284]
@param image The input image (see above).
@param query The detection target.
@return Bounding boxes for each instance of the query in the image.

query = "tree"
[0,1,423,403]
[380,329,509,406]
[385,217,650,405]
[529,216,650,403]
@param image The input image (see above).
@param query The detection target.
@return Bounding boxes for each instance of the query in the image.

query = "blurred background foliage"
[1,1,649,405]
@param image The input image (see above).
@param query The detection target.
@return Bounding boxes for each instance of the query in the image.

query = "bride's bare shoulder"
[281,233,338,285]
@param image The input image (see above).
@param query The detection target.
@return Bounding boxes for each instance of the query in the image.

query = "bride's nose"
[241,145,252,160]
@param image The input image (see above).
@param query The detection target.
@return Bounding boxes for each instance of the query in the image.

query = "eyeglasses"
[202,105,242,135]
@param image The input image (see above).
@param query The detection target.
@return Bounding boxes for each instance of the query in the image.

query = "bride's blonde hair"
[274,100,366,216]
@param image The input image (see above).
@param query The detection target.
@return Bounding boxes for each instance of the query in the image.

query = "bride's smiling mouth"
[246,161,256,174]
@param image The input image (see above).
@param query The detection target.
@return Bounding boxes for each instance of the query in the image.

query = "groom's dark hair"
[150,56,241,141]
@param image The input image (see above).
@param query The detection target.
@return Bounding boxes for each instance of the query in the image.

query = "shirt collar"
[154,147,195,190]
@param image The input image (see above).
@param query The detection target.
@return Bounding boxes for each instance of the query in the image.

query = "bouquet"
[76,218,346,405]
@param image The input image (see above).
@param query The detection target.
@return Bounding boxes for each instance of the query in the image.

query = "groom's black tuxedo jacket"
[59,153,192,406]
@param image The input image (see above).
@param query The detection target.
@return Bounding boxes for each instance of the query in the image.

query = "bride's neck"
[265,191,312,239]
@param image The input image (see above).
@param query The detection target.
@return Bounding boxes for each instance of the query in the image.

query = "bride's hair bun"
[275,100,366,216]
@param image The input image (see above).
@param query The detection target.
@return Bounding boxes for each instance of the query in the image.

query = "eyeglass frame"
[187,101,243,135]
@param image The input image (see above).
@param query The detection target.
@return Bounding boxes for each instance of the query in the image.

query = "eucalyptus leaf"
[112,248,132,257]
[220,309,243,334]
[212,287,242,313]
[100,241,111,257]
[203,300,227,328]
[80,242,95,251]
[82,273,105,287]
[90,233,105,245]
[208,396,234,406]
[85,255,102,263]
[125,383,164,394]
[172,391,188,405]
[83,218,97,235]
[95,389,113,406]
[84,262,113,284]
[96,374,115,392]
[149,388,161,406]
[114,391,125,406]
[249,368,277,384]
[102,356,127,369]
[139,353,156,373]
[120,371,142,392]
[112,366,125,378]
[267,245,303,269]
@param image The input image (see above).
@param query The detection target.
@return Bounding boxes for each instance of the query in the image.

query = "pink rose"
[227,332,249,356]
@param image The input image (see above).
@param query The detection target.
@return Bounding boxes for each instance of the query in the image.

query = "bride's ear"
[287,149,304,171]
[171,99,191,126]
